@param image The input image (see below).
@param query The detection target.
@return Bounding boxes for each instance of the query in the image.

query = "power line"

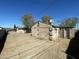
[39,0,55,16]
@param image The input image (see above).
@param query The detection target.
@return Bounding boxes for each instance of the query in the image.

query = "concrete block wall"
[70,29,77,39]
[52,28,60,39]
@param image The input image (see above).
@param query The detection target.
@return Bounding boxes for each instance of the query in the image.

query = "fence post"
[37,21,39,37]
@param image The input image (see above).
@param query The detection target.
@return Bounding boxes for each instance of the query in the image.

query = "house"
[32,22,50,40]
[52,26,75,39]
[32,22,76,41]
[32,22,61,40]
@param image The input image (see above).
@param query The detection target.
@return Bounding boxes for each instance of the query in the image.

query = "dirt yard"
[0,32,70,59]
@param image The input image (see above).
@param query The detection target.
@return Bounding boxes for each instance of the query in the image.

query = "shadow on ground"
[66,30,79,59]
[0,30,8,54]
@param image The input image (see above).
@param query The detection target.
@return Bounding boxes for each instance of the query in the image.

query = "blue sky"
[0,0,79,28]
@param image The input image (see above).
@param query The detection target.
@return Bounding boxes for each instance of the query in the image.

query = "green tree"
[60,17,78,27]
[22,13,35,33]
[41,16,52,25]
[22,13,35,28]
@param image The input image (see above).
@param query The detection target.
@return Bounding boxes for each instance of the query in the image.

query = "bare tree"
[60,17,78,27]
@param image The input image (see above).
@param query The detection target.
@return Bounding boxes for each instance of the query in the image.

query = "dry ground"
[0,32,70,59]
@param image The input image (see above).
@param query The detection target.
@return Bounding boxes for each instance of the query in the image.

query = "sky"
[0,0,79,28]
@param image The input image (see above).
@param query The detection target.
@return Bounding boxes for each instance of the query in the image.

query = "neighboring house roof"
[52,25,73,28]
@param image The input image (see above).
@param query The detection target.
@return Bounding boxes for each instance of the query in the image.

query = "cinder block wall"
[70,29,77,39]
[52,28,60,39]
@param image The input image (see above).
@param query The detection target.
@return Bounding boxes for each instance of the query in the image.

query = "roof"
[32,22,74,29]
[52,25,73,28]
[32,22,50,28]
